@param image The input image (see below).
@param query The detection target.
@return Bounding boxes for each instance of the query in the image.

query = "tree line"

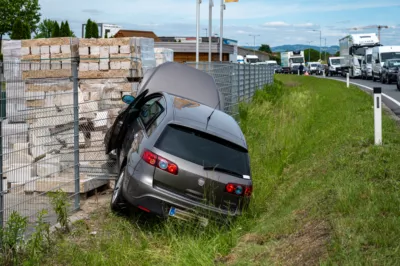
[258,44,339,64]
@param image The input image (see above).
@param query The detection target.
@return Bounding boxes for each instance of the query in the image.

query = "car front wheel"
[111,166,127,213]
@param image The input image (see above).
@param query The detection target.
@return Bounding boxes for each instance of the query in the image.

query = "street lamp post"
[249,34,260,55]
[322,38,327,62]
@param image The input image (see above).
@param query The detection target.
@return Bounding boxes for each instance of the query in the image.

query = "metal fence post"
[72,60,80,210]
[0,62,4,228]
[237,64,240,103]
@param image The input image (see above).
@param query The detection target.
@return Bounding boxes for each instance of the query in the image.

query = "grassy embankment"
[42,75,400,265]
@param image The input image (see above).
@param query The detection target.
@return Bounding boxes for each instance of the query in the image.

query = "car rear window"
[155,124,250,176]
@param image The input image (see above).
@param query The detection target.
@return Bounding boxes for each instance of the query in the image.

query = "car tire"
[397,81,400,91]
[380,75,385,84]
[111,166,127,213]
[387,76,391,84]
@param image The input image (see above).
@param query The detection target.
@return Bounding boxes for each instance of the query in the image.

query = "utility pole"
[249,34,260,55]
[203,28,208,37]
[321,38,327,62]
[313,29,322,61]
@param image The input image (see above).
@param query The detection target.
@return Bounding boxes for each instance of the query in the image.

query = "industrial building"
[80,23,269,62]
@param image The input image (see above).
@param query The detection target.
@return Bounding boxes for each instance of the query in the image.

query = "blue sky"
[39,0,400,47]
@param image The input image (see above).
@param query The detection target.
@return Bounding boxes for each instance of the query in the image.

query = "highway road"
[327,76,400,116]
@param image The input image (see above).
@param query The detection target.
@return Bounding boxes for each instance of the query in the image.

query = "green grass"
[41,75,400,265]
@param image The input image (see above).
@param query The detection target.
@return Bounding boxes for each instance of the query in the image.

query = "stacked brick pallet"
[154,47,174,67]
[1,36,158,193]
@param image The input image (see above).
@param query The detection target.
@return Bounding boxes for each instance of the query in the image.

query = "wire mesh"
[185,62,275,117]
[0,61,79,227]
[0,60,275,228]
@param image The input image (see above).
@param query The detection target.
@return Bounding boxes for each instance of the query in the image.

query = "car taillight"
[142,149,178,175]
[225,183,252,197]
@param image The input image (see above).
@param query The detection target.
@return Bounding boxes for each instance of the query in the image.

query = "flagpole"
[196,0,201,63]
[209,0,213,62]
[219,0,224,62]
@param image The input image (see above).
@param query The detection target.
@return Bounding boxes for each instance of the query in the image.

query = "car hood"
[137,62,224,110]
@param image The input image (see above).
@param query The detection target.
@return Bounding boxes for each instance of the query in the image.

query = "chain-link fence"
[0,60,274,229]
[186,62,275,118]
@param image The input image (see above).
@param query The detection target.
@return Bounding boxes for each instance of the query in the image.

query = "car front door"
[104,89,149,154]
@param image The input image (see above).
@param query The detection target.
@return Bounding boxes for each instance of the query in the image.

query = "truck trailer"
[280,51,305,74]
[338,33,380,78]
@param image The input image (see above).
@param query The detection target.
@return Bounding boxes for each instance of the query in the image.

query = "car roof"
[137,62,224,111]
[163,93,247,150]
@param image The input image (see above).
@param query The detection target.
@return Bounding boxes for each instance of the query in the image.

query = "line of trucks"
[276,33,400,80]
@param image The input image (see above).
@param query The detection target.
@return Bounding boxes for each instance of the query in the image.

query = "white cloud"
[262,21,289,27]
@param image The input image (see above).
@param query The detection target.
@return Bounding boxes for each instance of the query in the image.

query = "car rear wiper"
[203,166,243,178]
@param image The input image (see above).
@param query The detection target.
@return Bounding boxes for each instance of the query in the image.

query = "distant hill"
[242,44,340,55]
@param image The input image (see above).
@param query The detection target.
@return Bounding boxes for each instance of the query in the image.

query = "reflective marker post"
[374,87,382,145]
[346,73,350,88]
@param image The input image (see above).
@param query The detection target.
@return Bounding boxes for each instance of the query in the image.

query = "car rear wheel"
[111,166,126,213]
[397,81,400,91]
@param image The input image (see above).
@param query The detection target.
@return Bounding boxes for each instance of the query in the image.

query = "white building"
[81,23,122,38]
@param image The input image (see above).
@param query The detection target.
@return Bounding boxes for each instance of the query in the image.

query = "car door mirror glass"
[122,95,135,105]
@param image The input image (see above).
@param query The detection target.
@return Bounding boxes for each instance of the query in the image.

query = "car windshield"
[155,124,250,176]
[291,58,304,63]
[247,58,259,63]
[381,52,400,62]
[331,59,341,65]
[366,55,372,64]
[387,60,400,67]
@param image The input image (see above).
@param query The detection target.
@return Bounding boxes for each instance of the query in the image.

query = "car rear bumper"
[122,162,245,219]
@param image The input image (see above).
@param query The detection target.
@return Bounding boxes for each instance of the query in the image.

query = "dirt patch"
[269,220,330,266]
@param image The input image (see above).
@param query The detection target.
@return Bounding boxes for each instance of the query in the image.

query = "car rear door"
[152,124,252,212]
[104,89,148,154]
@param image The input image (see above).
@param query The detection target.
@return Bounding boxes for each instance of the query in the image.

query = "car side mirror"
[122,95,135,104]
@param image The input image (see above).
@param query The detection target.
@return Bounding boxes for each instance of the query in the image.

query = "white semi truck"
[280,51,305,74]
[338,33,380,78]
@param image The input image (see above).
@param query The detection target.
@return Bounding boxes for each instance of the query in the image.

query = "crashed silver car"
[104,62,252,223]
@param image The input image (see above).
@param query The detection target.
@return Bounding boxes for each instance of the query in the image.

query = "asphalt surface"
[327,76,400,116]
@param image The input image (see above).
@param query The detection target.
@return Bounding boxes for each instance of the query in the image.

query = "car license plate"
[168,207,209,226]
[169,207,176,216]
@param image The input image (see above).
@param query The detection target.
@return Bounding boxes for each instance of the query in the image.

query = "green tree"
[304,48,321,62]
[85,19,92,38]
[334,51,340,56]
[259,44,272,54]
[23,23,31,39]
[91,21,99,38]
[60,21,65,36]
[64,21,73,37]
[0,0,41,49]
[51,21,60,37]
[10,19,24,39]
[35,19,56,38]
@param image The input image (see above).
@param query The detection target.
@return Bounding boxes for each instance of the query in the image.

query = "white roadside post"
[298,69,300,76]
[374,87,382,145]
[346,73,350,88]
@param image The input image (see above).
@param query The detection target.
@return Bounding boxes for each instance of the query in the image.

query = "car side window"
[139,96,166,136]
[146,97,167,137]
